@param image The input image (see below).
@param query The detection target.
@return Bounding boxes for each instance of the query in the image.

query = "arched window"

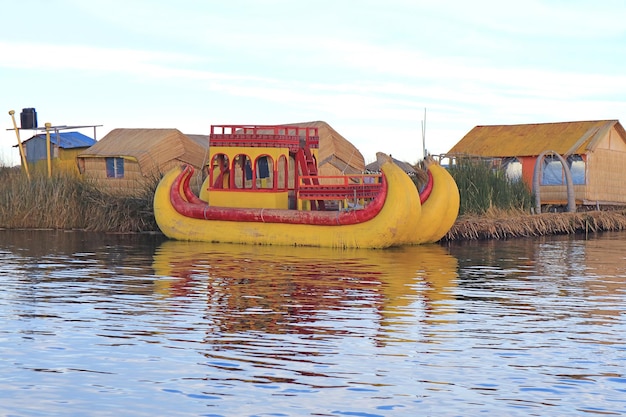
[288,155,296,189]
[277,155,288,190]
[233,154,253,189]
[255,155,274,189]
[210,153,229,189]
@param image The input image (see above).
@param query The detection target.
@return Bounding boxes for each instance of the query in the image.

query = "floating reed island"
[443,209,626,241]
[3,165,626,242]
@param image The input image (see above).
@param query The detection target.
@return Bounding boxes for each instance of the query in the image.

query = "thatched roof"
[282,121,365,173]
[78,128,207,175]
[365,156,417,174]
[448,120,626,157]
[185,134,210,149]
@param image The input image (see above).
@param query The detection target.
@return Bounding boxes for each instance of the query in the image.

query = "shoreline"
[3,210,626,243]
[443,210,626,241]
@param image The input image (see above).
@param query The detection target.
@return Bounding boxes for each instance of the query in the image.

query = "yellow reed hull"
[409,161,460,244]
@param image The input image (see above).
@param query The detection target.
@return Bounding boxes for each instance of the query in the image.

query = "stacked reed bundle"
[444,210,626,241]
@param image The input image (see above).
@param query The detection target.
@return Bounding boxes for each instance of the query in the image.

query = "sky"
[2,0,626,166]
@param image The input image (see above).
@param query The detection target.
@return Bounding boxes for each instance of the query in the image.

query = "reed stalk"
[0,167,158,233]
[447,158,534,215]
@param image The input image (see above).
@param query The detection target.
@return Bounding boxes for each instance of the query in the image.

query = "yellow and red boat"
[153,124,459,248]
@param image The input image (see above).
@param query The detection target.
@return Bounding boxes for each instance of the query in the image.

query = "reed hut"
[365,157,417,174]
[77,128,208,195]
[185,134,210,149]
[17,131,96,176]
[283,121,365,177]
[447,120,626,208]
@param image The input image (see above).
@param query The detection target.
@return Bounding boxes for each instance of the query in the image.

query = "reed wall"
[585,149,626,204]
[539,184,586,205]
[81,158,205,196]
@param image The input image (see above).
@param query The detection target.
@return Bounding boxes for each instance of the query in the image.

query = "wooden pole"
[45,122,52,178]
[421,107,427,159]
[8,110,31,180]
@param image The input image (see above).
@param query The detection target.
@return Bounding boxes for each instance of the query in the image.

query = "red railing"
[297,174,383,201]
[210,125,319,152]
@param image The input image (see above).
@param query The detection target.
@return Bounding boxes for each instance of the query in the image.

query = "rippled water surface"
[1,230,625,416]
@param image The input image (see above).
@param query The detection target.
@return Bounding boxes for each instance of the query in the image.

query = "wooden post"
[8,110,31,180]
[45,122,52,178]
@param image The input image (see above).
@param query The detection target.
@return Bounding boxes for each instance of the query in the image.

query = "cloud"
[3,8,626,166]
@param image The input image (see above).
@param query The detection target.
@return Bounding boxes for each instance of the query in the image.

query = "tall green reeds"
[0,167,158,232]
[447,158,534,215]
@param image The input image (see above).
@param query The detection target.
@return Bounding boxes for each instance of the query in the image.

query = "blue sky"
[2,0,626,166]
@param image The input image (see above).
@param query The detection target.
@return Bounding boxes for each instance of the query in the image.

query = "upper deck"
[205,123,384,212]
[210,125,319,153]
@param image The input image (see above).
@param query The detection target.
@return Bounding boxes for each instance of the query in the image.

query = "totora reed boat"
[153,124,459,248]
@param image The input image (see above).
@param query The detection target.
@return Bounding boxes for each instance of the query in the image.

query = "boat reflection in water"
[152,241,459,343]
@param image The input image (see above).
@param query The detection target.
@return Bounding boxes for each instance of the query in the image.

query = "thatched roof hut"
[283,121,365,176]
[447,120,626,208]
[77,128,207,195]
[185,134,210,150]
[365,156,417,174]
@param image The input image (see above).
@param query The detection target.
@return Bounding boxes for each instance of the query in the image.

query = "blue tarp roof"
[26,132,96,149]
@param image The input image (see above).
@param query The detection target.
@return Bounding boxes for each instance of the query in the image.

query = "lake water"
[1,229,625,416]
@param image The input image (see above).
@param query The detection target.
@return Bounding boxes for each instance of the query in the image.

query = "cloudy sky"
[2,0,626,165]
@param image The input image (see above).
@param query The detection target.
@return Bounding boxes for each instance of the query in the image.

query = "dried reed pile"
[443,209,626,241]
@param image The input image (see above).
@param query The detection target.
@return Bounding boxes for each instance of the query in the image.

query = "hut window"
[106,157,124,178]
[542,155,564,185]
[502,157,522,181]
[568,155,585,185]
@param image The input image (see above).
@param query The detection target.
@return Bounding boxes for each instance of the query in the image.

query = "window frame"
[105,157,125,179]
